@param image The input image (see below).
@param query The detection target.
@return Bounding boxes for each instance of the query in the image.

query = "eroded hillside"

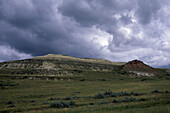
[0,54,167,77]
[0,54,125,75]
[121,60,166,76]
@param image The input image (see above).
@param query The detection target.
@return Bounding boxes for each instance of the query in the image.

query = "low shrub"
[151,89,160,93]
[63,96,72,100]
[1,86,5,89]
[93,93,105,99]
[7,101,13,104]
[98,79,106,81]
[141,78,147,81]
[98,100,108,105]
[80,79,85,81]
[123,96,136,102]
[50,100,75,108]
[42,101,49,104]
[138,98,146,101]
[89,102,94,105]
[154,97,160,101]
[130,91,141,96]
[93,90,142,99]
[9,104,15,107]
[30,100,35,102]
[104,90,113,96]
[49,97,60,100]
[5,84,15,86]
[165,91,170,93]
[112,99,119,103]
[151,90,170,94]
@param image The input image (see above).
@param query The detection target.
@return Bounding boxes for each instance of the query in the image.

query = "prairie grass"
[0,71,170,113]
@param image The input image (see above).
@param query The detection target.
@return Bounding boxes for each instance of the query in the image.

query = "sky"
[0,0,170,68]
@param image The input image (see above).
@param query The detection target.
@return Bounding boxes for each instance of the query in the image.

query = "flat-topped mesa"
[34,54,74,59]
[33,54,125,65]
[33,54,109,64]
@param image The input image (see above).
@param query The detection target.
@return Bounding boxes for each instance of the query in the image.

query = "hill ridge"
[0,55,166,76]
[33,54,125,65]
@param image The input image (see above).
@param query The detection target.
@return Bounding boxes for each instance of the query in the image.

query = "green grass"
[0,71,170,113]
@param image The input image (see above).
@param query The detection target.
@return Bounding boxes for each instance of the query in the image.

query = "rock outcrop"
[121,60,162,76]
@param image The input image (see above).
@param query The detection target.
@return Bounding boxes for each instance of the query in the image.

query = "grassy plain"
[0,71,170,113]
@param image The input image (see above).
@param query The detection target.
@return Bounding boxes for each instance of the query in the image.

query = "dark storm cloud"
[58,0,135,27]
[136,0,161,24]
[0,0,170,68]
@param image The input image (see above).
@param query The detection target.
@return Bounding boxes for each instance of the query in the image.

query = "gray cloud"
[136,0,161,24]
[0,0,170,68]
[0,45,32,62]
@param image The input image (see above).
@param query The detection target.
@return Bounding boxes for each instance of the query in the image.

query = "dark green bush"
[151,90,170,94]
[80,79,85,81]
[112,99,119,103]
[151,89,159,93]
[141,78,147,81]
[89,102,94,105]
[165,91,170,93]
[30,100,35,102]
[69,100,75,106]
[7,101,13,104]
[63,96,72,100]
[98,79,106,81]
